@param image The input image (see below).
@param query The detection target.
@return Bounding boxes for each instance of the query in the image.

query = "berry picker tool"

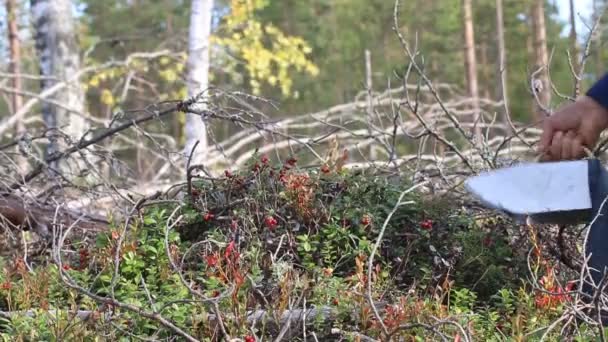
[465,156,608,322]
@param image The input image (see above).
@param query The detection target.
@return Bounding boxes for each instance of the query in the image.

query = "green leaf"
[143,217,157,226]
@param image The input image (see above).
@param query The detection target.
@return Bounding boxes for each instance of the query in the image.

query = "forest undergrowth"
[0,152,593,341]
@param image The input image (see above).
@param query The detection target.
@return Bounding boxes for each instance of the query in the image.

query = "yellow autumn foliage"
[100,89,115,106]
[82,1,317,102]
[160,68,178,83]
[83,55,186,107]
[214,0,319,96]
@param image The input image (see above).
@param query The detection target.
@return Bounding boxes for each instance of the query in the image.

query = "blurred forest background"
[0,1,606,340]
[0,0,606,180]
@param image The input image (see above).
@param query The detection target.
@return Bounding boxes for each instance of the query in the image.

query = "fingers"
[538,151,553,162]
[550,131,563,159]
[572,135,585,159]
[579,123,603,149]
[561,131,581,160]
[538,119,554,153]
[561,131,572,160]
[545,130,585,160]
[536,98,601,160]
[538,101,584,155]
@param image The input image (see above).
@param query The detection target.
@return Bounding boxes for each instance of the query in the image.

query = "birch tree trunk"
[6,0,27,172]
[6,0,23,118]
[462,0,482,142]
[365,49,376,160]
[31,0,87,166]
[184,0,214,165]
[530,0,551,115]
[495,0,511,130]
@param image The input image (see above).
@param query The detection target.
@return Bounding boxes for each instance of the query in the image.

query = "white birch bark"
[495,0,510,129]
[184,0,214,165]
[462,0,482,142]
[31,0,87,163]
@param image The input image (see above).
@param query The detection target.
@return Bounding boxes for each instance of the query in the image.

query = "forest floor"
[0,154,598,341]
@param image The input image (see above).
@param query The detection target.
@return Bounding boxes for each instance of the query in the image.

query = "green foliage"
[453,216,528,301]
[254,0,404,112]
[2,0,605,339]
[77,0,318,110]
[212,0,319,97]
[67,0,608,172]
[255,0,588,122]
[0,156,595,340]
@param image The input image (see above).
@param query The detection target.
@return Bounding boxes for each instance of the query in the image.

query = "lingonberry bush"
[0,153,595,341]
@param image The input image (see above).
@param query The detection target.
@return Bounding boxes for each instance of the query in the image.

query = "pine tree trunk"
[6,0,27,172]
[593,0,603,77]
[31,0,87,166]
[526,14,536,116]
[495,0,511,131]
[184,0,214,165]
[530,0,551,115]
[480,41,491,100]
[165,0,182,142]
[462,0,482,142]
[569,0,580,80]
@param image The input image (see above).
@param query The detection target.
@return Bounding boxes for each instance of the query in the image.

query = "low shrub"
[0,155,595,340]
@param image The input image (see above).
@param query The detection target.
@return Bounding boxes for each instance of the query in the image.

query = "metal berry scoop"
[465,158,608,320]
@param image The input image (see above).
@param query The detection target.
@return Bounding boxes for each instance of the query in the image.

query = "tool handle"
[535,146,594,162]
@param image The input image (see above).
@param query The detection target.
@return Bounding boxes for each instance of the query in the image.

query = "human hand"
[538,96,608,160]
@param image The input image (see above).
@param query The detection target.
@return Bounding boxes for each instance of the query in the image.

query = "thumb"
[538,109,581,151]
[538,119,554,152]
[579,123,602,149]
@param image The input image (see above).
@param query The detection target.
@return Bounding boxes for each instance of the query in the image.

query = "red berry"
[566,281,576,292]
[483,235,493,247]
[205,254,218,267]
[264,216,278,230]
[321,164,330,174]
[261,154,269,164]
[225,241,235,259]
[420,219,433,230]
[203,212,214,221]
[361,214,371,226]
[224,170,233,178]
[244,336,255,342]
[278,169,287,183]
